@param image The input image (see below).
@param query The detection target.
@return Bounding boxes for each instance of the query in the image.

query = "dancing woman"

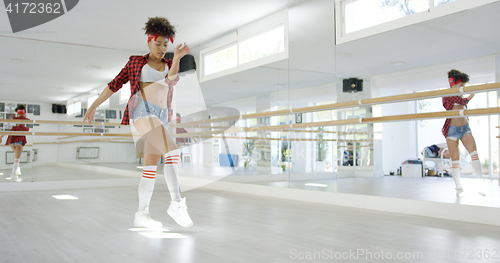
[84,17,193,228]
[442,69,483,197]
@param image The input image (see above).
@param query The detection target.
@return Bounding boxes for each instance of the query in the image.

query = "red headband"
[147,34,174,44]
[448,77,461,87]
[17,109,25,115]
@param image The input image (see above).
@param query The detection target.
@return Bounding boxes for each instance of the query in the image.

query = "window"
[434,0,457,6]
[67,102,74,116]
[336,0,499,44]
[344,0,429,34]
[200,22,288,82]
[119,82,131,105]
[239,26,285,64]
[203,44,237,76]
[66,100,81,116]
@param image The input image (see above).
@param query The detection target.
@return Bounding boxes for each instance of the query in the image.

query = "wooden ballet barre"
[172,116,241,128]
[362,107,500,123]
[174,134,372,143]
[173,129,372,138]
[3,107,495,138]
[181,135,371,143]
[338,144,374,148]
[0,119,125,126]
[173,82,500,128]
[0,144,33,147]
[35,138,134,145]
[180,107,500,133]
[2,83,497,129]
[0,131,133,137]
[0,118,233,130]
[287,129,372,134]
[56,135,131,141]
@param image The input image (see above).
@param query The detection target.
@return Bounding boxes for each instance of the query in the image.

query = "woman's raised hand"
[174,43,190,59]
[83,107,96,124]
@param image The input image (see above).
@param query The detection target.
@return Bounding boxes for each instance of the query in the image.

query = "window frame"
[335,0,500,45]
[200,21,289,83]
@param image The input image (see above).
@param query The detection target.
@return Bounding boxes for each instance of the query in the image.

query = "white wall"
[56,141,136,164]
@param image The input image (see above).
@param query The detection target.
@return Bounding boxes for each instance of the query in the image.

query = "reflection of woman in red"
[0,105,29,182]
[442,69,483,197]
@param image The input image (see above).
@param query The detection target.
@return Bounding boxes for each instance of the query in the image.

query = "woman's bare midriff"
[450,104,468,127]
[139,81,169,109]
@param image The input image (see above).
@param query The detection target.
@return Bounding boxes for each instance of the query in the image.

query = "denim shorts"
[9,142,23,146]
[447,123,471,141]
[131,99,169,127]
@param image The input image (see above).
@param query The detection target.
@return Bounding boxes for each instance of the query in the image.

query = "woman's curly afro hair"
[448,69,469,84]
[144,16,176,39]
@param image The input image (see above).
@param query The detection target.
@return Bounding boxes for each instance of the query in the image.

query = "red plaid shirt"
[108,54,179,125]
[442,96,469,137]
[6,116,29,146]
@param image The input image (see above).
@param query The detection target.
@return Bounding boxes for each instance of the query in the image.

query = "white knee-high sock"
[11,159,20,176]
[138,165,157,212]
[164,149,181,202]
[470,151,482,179]
[451,161,461,189]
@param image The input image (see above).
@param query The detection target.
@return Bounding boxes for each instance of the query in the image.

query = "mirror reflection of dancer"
[442,69,484,197]
[0,105,29,182]
[84,17,193,228]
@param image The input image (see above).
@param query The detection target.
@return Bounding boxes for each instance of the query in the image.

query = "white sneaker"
[167,197,194,228]
[134,207,162,228]
[6,175,21,182]
[456,187,464,197]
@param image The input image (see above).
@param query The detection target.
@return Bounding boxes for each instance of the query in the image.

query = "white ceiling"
[198,0,500,105]
[1,0,500,107]
[0,0,302,103]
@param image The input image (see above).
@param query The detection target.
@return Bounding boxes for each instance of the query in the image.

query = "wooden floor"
[1,185,499,263]
[2,163,498,209]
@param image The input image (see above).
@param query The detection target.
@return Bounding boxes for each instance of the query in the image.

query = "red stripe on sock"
[165,155,180,158]
[143,172,156,176]
[142,175,155,179]
[165,162,179,165]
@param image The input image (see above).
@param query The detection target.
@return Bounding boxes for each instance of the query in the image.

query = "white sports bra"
[139,63,168,83]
